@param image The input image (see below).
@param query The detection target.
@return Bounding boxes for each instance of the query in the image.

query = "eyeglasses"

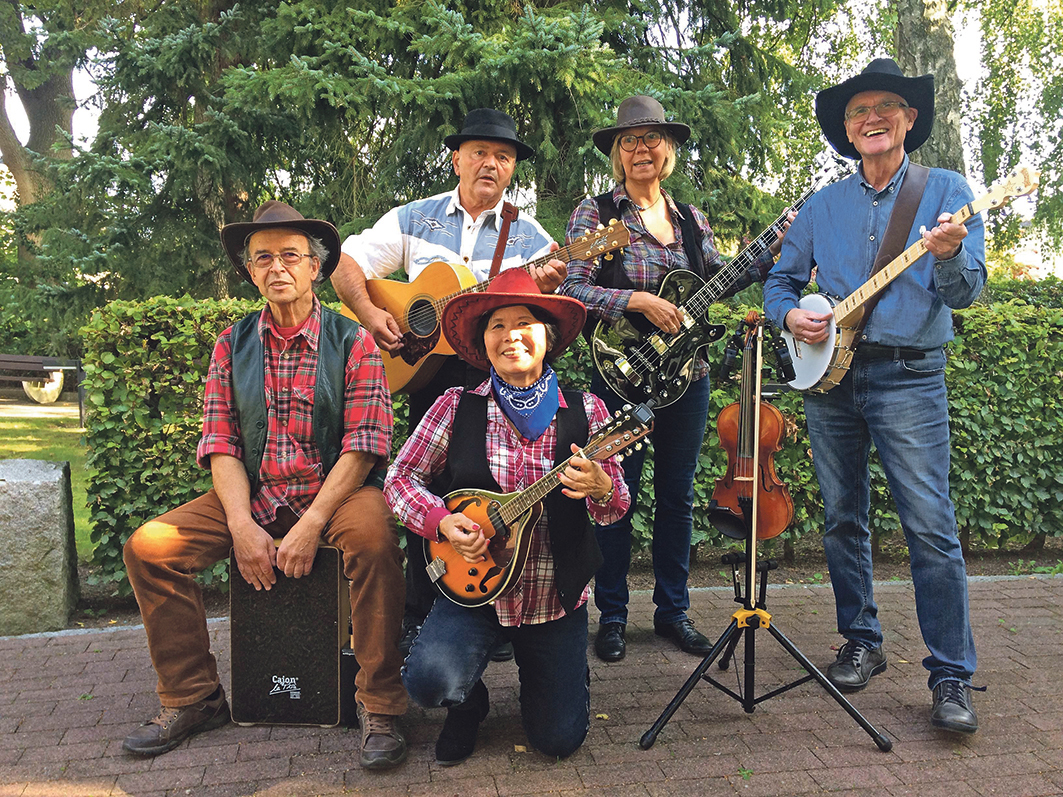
[844,100,910,123]
[249,252,314,270]
[618,131,664,152]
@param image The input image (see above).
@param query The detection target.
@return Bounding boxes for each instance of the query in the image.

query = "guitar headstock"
[984,167,1039,209]
[586,402,654,462]
[570,220,631,262]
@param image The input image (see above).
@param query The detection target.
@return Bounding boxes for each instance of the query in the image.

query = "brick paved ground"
[1,576,1061,796]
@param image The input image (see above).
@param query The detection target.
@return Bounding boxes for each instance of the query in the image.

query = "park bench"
[0,354,85,421]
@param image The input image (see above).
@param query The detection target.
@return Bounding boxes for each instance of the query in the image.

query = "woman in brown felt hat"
[384,268,630,765]
[558,95,787,663]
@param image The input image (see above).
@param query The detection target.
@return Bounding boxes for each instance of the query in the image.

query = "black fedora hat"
[221,201,341,285]
[815,57,935,160]
[592,95,691,156]
[443,108,535,161]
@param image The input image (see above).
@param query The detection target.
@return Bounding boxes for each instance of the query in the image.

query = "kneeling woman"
[385,269,630,765]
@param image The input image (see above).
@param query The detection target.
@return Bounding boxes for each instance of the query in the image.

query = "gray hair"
[241,231,330,287]
[609,129,677,184]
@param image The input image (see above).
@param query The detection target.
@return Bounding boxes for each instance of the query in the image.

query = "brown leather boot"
[123,686,230,756]
[357,703,408,769]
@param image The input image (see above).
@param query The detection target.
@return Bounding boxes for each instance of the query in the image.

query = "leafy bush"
[978,274,1063,307]
[82,295,1063,593]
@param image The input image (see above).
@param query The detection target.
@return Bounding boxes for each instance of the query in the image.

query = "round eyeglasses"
[250,252,314,270]
[618,131,664,152]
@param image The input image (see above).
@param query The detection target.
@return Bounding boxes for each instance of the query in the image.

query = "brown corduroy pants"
[123,487,406,715]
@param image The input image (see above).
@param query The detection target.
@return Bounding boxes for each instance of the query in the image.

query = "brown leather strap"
[858,163,930,332]
[489,202,519,279]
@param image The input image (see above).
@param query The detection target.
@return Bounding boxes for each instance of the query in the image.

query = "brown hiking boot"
[123,687,230,756]
[357,702,407,769]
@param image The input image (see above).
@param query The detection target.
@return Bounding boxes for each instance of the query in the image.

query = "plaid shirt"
[561,184,774,380]
[197,297,393,526]
[384,381,629,626]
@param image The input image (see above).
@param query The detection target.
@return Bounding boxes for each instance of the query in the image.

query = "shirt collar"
[858,153,909,195]
[446,185,509,230]
[258,295,322,351]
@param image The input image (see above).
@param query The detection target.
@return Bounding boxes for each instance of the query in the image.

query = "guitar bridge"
[425,557,446,584]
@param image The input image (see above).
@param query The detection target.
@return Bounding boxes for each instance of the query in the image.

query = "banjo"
[782,166,1039,393]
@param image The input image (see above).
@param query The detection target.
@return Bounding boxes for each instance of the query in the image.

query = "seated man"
[122,201,407,769]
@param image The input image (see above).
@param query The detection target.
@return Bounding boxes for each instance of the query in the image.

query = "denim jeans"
[402,600,590,759]
[590,371,711,626]
[803,347,976,688]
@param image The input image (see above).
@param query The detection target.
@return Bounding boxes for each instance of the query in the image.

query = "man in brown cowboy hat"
[332,107,567,656]
[122,201,408,767]
[764,58,986,733]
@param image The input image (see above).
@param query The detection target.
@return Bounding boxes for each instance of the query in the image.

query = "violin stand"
[638,500,893,752]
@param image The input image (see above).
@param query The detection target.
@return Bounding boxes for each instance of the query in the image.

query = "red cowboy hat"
[441,269,586,372]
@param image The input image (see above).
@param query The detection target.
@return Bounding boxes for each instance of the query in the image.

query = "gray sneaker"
[357,703,408,769]
[123,687,230,756]
[825,641,887,693]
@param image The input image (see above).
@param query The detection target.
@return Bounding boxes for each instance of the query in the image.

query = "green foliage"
[977,274,1063,308]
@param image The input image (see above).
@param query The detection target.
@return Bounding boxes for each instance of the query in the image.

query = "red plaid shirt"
[384,381,629,626]
[197,298,393,526]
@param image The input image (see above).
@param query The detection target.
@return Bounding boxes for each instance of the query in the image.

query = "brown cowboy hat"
[221,201,341,285]
[441,269,586,372]
[815,58,935,160]
[592,95,691,156]
[443,108,535,161]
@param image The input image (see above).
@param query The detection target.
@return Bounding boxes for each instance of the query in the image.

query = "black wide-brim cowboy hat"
[815,57,935,160]
[221,201,341,285]
[592,95,691,156]
[443,108,535,161]
[441,268,586,372]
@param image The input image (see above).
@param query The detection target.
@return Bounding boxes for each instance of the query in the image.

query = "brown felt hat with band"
[592,95,691,156]
[221,201,341,285]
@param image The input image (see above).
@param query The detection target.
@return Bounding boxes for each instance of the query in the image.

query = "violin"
[709,311,794,541]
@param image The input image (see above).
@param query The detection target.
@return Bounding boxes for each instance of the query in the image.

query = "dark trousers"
[403,356,488,623]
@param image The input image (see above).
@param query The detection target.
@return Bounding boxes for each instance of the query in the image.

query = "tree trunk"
[894,0,966,175]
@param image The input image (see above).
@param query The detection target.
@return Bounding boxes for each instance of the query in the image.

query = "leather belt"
[854,343,928,361]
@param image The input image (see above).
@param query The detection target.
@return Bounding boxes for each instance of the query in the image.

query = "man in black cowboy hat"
[332,108,567,654]
[122,201,409,767]
[765,58,986,733]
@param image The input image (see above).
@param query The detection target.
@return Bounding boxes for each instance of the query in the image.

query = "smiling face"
[452,139,517,215]
[844,90,918,165]
[482,304,548,387]
[617,125,670,186]
[248,228,320,323]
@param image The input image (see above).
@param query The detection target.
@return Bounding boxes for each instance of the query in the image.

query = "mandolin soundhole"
[407,298,439,337]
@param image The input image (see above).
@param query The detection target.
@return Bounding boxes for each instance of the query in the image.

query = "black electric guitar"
[424,403,654,607]
[591,167,847,407]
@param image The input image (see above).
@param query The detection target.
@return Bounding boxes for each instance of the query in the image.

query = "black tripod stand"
[639,320,892,752]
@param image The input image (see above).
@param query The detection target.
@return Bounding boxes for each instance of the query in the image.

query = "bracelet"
[590,482,615,506]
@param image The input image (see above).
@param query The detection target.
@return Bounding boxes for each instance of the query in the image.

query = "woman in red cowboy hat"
[384,268,630,765]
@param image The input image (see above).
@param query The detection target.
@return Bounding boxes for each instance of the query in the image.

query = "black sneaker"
[825,640,887,693]
[931,680,979,733]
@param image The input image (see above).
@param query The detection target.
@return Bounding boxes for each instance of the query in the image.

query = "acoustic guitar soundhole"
[407,298,439,337]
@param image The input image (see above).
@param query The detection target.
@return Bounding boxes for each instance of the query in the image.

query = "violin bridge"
[425,557,446,584]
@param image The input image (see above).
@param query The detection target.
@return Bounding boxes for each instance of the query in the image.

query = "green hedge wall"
[82,295,1063,593]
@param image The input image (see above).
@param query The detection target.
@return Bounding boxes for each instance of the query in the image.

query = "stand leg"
[639,620,741,749]
[766,622,893,752]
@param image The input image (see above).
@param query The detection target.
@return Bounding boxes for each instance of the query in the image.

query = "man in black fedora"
[332,108,567,654]
[764,58,986,732]
[122,201,408,767]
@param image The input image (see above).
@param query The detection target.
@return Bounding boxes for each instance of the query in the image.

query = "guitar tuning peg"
[634,443,643,451]
[605,254,613,261]
[616,454,625,462]
[622,404,632,411]
[597,223,605,230]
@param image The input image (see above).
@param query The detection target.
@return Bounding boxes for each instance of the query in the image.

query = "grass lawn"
[0,413,93,560]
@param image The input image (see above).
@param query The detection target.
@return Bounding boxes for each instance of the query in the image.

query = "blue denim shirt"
[763,156,986,348]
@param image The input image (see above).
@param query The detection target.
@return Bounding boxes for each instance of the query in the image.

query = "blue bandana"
[490,366,560,441]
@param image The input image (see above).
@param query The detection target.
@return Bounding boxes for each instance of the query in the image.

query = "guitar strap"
[488,202,520,279]
[859,163,930,331]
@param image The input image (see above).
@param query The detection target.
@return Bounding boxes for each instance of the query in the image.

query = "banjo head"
[782,293,837,391]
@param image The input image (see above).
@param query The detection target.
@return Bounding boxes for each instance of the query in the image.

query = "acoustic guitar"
[342,221,630,394]
[424,402,654,607]
[781,166,1039,393]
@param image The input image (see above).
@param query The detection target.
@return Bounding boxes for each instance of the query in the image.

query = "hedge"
[81,295,1063,593]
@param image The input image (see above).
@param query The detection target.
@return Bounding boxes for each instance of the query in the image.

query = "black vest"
[230,306,380,495]
[430,389,603,614]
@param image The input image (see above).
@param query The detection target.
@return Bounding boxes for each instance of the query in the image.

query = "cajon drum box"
[230,545,353,726]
